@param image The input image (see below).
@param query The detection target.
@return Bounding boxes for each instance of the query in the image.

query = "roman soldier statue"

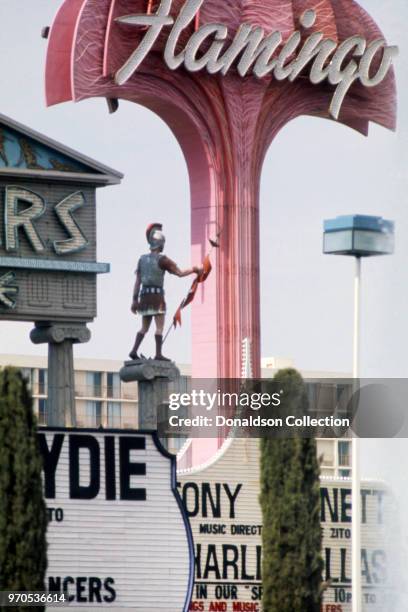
[129,223,201,361]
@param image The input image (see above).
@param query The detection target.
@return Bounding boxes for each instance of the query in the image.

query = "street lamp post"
[323,215,395,612]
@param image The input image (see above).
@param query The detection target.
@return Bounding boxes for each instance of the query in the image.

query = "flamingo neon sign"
[115,0,398,119]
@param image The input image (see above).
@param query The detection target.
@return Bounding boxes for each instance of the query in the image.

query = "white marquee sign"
[39,429,194,611]
[178,438,396,612]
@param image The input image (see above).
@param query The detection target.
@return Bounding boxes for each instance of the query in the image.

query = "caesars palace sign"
[114,0,398,119]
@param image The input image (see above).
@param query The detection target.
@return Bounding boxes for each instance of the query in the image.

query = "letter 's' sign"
[39,429,194,611]
[114,2,398,120]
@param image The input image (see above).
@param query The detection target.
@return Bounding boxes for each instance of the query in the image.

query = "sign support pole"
[352,257,362,612]
[31,322,91,427]
[47,340,76,427]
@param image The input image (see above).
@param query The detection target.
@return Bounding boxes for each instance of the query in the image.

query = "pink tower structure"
[45,0,396,464]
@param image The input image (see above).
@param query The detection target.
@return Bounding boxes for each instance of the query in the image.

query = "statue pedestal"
[120,360,179,430]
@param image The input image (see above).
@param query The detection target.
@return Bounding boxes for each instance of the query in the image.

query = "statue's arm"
[160,256,202,278]
[173,265,201,278]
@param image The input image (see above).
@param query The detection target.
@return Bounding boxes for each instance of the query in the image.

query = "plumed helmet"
[146,223,166,250]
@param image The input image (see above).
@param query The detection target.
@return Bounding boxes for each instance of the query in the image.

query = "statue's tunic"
[136,252,177,316]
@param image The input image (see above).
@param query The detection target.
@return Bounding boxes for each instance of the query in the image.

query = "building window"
[38,399,47,425]
[86,372,103,397]
[340,469,351,478]
[336,384,347,403]
[306,383,317,411]
[107,373,121,399]
[107,403,121,428]
[317,440,335,467]
[86,401,102,427]
[336,384,353,417]
[338,441,351,467]
[38,369,47,396]
[21,368,34,389]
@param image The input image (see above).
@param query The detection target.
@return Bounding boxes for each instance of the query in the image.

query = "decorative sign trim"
[0,113,123,185]
[0,257,110,274]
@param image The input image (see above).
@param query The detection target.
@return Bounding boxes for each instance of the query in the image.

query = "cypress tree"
[260,369,322,612]
[0,367,47,611]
